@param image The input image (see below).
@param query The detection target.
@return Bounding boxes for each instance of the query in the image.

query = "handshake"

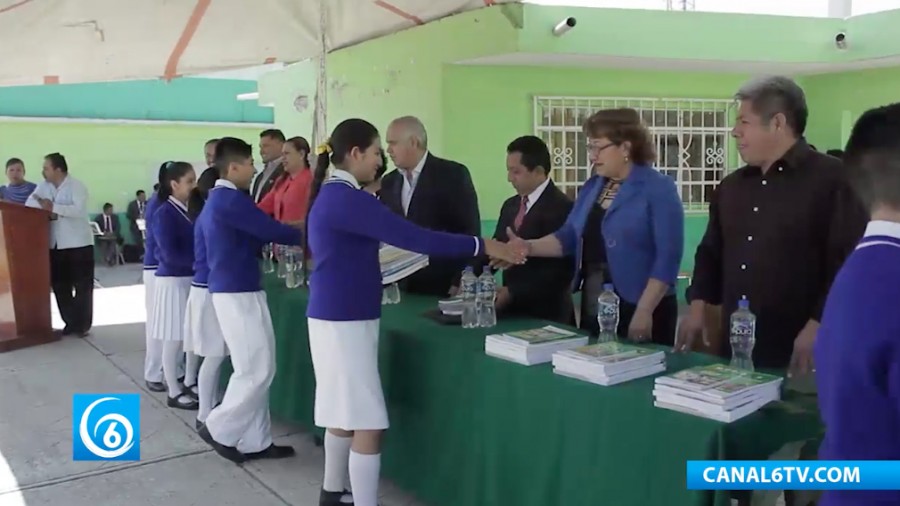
[483,227,530,270]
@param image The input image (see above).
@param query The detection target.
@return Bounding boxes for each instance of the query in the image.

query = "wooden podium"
[0,202,55,352]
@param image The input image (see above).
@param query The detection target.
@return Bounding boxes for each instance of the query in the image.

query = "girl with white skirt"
[304,118,524,506]
[183,216,229,428]
[142,166,166,393]
[152,161,200,410]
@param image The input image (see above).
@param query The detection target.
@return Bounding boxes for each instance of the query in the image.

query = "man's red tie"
[513,195,528,230]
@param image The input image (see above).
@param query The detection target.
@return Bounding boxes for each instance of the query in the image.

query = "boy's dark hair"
[843,102,900,211]
[5,157,23,169]
[215,137,253,178]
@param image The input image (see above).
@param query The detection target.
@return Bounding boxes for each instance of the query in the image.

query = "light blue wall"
[0,78,272,123]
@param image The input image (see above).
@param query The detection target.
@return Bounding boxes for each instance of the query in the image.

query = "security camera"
[834,31,847,50]
[552,17,576,37]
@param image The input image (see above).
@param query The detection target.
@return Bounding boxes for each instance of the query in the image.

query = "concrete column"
[828,0,851,18]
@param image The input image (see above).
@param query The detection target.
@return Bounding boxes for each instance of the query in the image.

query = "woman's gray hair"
[735,76,808,136]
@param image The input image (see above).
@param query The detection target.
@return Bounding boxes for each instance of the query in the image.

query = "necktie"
[404,170,414,186]
[105,215,111,232]
[513,195,528,230]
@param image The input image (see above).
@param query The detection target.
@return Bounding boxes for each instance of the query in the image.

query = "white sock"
[197,355,224,422]
[162,341,184,398]
[184,352,200,388]
[348,451,380,506]
[323,432,353,492]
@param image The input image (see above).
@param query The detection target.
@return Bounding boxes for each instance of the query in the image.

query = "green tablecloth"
[262,276,822,506]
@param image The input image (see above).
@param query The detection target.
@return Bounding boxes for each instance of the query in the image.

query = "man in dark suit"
[382,116,481,296]
[490,136,575,324]
[188,138,221,219]
[251,129,285,203]
[125,189,147,250]
[95,202,123,266]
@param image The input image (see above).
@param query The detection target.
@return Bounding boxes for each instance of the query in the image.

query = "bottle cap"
[602,283,614,291]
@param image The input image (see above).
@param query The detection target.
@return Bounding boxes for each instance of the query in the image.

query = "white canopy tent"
[0,0,512,86]
[0,0,515,143]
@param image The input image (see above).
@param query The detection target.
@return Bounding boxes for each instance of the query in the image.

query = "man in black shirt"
[188,138,220,219]
[677,76,867,374]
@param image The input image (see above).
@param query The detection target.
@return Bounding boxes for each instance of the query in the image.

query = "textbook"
[552,342,666,386]
[379,244,428,285]
[485,325,588,365]
[652,364,783,423]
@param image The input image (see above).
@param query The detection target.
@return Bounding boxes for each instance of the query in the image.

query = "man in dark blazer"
[188,138,221,219]
[251,129,285,203]
[382,116,481,296]
[489,136,575,324]
[95,202,123,266]
[125,189,147,250]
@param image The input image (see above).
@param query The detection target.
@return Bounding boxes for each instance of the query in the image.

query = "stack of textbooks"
[485,326,588,365]
[379,245,428,285]
[437,296,463,316]
[652,364,783,423]
[551,342,666,386]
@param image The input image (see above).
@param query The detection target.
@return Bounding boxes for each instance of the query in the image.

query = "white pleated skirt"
[150,276,192,341]
[143,269,157,339]
[307,318,388,431]
[183,285,229,357]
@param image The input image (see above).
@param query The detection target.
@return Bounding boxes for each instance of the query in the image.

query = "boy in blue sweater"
[815,102,900,505]
[305,119,524,506]
[197,137,303,464]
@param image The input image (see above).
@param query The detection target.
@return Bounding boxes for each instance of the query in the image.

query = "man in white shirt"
[26,153,94,337]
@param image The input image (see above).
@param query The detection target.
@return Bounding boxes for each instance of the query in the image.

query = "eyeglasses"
[585,142,617,155]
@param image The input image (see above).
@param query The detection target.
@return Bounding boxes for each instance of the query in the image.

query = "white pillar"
[827,0,851,18]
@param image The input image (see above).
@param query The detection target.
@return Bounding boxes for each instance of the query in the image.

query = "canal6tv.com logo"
[72,394,140,461]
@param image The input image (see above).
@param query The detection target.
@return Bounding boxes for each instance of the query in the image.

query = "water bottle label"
[599,302,618,316]
[730,320,754,337]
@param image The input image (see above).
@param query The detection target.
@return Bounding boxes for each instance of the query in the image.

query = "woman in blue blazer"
[506,108,684,345]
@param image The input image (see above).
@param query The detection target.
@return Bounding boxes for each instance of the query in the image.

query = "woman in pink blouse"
[258,136,313,224]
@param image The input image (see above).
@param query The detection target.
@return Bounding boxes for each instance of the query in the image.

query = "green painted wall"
[0,120,263,211]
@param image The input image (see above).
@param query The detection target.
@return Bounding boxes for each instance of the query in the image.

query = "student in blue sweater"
[182,214,228,430]
[305,119,523,506]
[198,137,302,464]
[151,162,200,410]
[815,103,900,506]
[143,170,166,393]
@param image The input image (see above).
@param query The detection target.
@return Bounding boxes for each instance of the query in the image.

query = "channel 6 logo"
[72,393,140,461]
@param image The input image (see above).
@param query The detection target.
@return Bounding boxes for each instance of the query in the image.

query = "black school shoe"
[145,381,166,392]
[198,424,246,464]
[320,489,354,506]
[244,444,296,460]
[167,392,199,410]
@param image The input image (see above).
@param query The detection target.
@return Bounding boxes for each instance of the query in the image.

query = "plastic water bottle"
[261,243,275,273]
[596,283,620,342]
[477,270,497,328]
[729,298,756,371]
[460,267,479,329]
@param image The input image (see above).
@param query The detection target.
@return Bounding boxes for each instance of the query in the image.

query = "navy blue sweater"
[192,216,209,288]
[815,221,900,506]
[202,180,302,293]
[306,171,482,321]
[142,194,161,270]
[154,197,194,278]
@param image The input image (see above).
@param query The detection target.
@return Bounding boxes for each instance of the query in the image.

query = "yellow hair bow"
[316,140,332,155]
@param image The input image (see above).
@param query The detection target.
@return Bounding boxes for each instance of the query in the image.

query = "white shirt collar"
[168,195,188,212]
[864,220,900,240]
[214,179,238,190]
[524,178,550,210]
[331,169,361,190]
[404,152,428,180]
